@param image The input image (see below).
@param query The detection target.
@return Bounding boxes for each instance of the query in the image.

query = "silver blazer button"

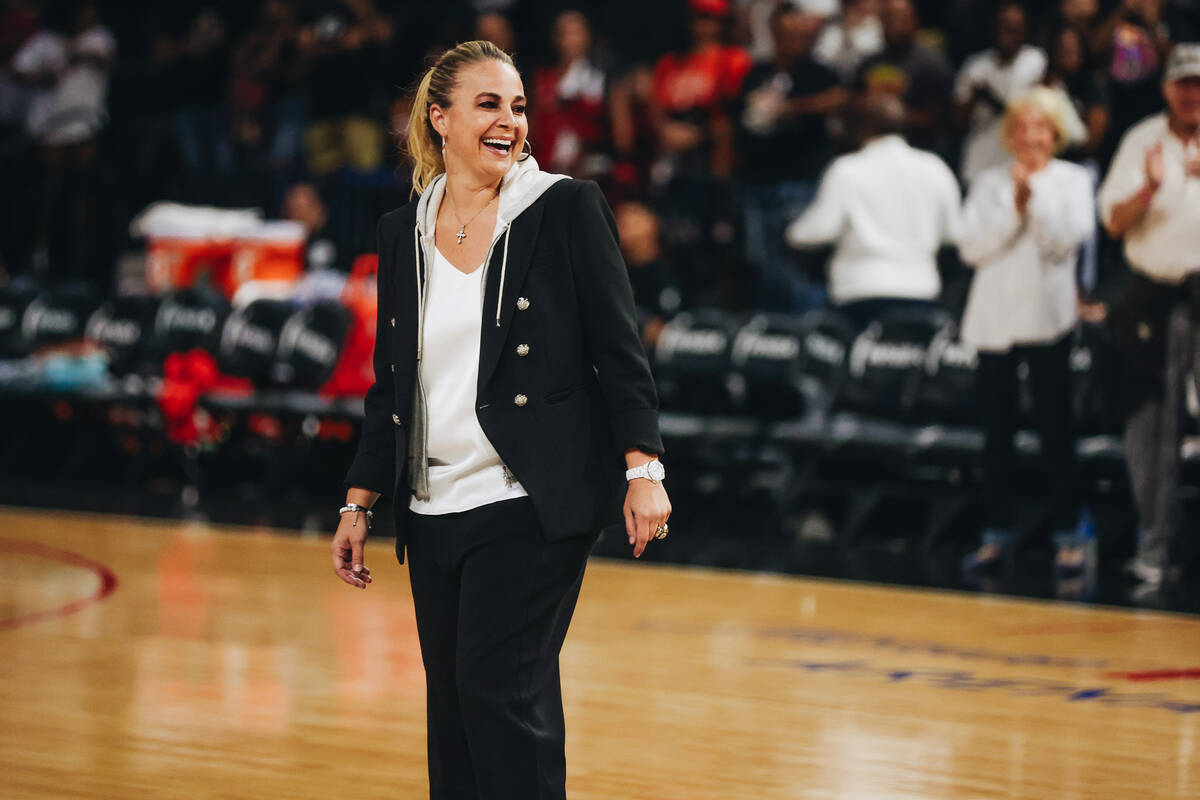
[516,343,530,356]
[391,413,402,425]
[390,316,396,327]
[513,393,528,407]
[516,297,530,310]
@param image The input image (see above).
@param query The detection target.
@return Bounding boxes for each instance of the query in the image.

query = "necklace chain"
[446,186,498,245]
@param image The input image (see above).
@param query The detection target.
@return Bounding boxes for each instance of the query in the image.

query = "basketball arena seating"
[0,272,1179,541]
[648,304,1135,546]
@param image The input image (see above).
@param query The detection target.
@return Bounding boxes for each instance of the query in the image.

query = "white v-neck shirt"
[408,244,528,515]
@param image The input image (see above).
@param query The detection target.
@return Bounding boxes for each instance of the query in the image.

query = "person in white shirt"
[785,93,960,328]
[737,0,840,62]
[813,0,884,82]
[957,86,1093,578]
[11,1,116,280]
[1096,43,1200,592]
[11,3,115,148]
[953,2,1046,185]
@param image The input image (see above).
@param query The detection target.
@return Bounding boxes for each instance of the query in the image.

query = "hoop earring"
[518,138,532,162]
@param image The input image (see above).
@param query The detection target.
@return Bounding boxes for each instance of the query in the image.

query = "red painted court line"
[0,539,119,631]
[1103,669,1200,683]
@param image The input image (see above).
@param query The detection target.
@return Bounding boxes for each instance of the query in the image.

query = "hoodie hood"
[414,155,568,243]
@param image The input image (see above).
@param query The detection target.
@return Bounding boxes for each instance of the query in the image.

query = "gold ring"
[654,523,669,540]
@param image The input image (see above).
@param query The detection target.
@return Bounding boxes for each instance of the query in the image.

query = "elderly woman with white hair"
[958,86,1096,578]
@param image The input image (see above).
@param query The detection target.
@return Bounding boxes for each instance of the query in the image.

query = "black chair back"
[652,308,741,413]
[0,276,41,358]
[19,281,101,352]
[151,287,231,364]
[795,308,857,413]
[217,298,294,384]
[839,307,952,420]
[730,312,807,420]
[913,318,980,424]
[276,300,351,390]
[85,295,162,376]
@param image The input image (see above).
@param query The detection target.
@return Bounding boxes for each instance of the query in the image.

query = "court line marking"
[635,619,1114,669]
[4,506,1199,626]
[747,658,1200,715]
[1104,669,1200,683]
[636,618,1200,674]
[0,539,119,631]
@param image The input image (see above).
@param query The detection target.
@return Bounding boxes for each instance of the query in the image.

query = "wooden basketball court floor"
[2,506,1198,799]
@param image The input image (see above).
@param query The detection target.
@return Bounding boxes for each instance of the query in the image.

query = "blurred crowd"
[3,0,1200,588]
[0,0,1194,310]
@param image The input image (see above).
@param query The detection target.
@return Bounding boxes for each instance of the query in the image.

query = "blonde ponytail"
[407,67,443,196]
[405,40,516,196]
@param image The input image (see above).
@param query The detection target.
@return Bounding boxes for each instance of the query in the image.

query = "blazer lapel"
[391,215,420,383]
[478,202,545,392]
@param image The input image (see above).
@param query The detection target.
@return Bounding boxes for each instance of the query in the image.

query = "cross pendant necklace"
[446,185,498,246]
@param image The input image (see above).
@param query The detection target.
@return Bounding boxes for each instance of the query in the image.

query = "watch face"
[647,460,665,481]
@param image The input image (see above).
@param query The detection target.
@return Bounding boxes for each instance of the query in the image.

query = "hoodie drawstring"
[413,226,423,360]
[495,224,512,328]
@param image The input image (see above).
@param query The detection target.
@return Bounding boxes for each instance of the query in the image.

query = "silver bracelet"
[339,503,374,529]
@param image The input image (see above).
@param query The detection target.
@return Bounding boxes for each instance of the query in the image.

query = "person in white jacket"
[785,94,961,328]
[957,86,1095,578]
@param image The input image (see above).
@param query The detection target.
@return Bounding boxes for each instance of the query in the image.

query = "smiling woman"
[329,39,670,800]
[405,41,528,198]
[408,45,530,273]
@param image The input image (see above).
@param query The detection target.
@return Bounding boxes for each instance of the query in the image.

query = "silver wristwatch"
[625,459,665,484]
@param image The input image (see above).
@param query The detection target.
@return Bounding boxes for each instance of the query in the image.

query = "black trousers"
[978,333,1076,532]
[405,495,599,800]
[837,297,938,330]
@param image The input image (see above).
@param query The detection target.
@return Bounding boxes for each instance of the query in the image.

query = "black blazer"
[344,178,665,564]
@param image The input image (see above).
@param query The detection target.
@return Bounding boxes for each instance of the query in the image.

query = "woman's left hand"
[624,479,672,559]
[1078,297,1108,323]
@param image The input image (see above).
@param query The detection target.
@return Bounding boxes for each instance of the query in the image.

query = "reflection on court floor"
[1,507,1197,799]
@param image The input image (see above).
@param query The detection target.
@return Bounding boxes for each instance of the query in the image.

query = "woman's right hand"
[1011,162,1032,215]
[330,512,373,589]
[1145,141,1164,192]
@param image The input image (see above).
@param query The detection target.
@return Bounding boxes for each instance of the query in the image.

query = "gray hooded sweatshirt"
[406,156,569,501]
